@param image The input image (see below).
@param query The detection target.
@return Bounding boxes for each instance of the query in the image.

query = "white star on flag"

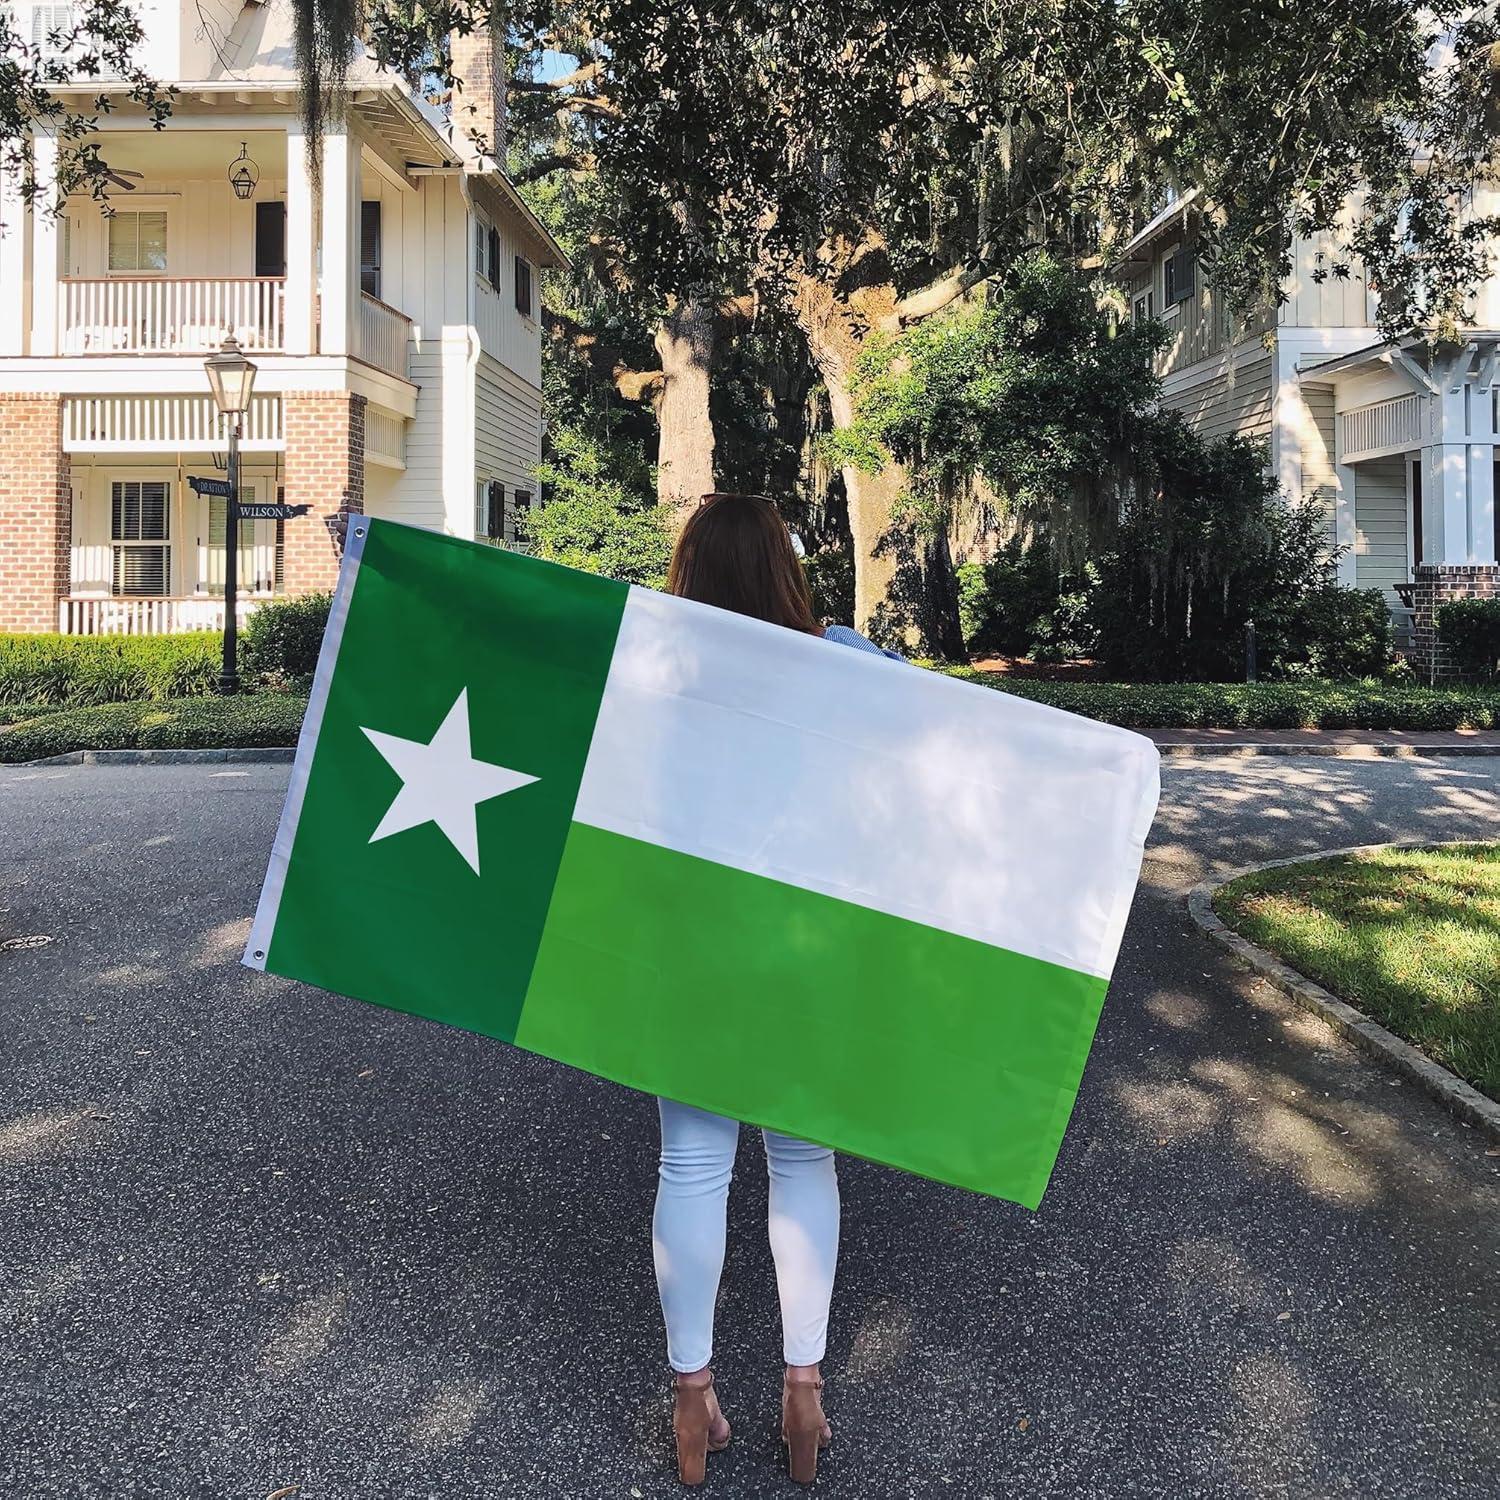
[361,688,538,874]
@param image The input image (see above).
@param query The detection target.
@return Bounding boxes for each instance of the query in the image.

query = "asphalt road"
[1,757,1498,1499]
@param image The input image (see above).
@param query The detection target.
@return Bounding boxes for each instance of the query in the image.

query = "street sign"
[238,503,311,521]
[187,475,234,498]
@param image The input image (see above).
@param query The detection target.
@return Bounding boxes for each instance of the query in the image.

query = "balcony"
[353,291,412,378]
[60,277,286,355]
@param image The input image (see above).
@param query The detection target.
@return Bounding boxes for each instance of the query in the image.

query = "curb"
[1188,840,1500,1143]
[12,746,296,768]
[1155,741,1500,758]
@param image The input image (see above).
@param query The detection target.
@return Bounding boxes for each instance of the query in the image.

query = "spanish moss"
[292,0,364,188]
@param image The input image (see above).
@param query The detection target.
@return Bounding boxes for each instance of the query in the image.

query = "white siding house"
[0,0,566,634]
[1116,194,1500,677]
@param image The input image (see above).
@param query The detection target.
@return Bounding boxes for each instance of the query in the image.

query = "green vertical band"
[264,524,627,1041]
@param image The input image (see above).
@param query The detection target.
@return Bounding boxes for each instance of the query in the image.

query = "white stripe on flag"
[573,588,1160,981]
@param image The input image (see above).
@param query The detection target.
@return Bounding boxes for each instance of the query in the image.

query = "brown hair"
[667,492,821,634]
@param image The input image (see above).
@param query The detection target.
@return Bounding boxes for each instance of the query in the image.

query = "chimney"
[450,22,506,170]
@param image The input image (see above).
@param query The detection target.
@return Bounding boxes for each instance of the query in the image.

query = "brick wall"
[451,25,505,164]
[0,394,70,633]
[281,391,366,595]
[1408,564,1500,683]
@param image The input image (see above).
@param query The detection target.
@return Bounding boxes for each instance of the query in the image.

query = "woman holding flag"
[653,493,900,1486]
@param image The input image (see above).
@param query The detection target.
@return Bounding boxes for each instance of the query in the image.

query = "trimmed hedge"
[1438,597,1500,680]
[943,672,1500,730]
[0,632,221,709]
[241,593,332,688]
[0,696,308,764]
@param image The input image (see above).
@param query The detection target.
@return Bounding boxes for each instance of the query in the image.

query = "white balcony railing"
[1341,393,1427,464]
[63,394,284,452]
[59,596,269,636]
[59,277,286,355]
[353,291,411,378]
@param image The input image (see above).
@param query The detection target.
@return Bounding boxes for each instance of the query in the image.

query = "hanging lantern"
[228,142,259,201]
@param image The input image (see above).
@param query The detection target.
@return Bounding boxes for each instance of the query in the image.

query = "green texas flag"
[245,519,1159,1209]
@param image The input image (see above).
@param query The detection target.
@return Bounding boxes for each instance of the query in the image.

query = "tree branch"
[545,309,664,403]
[890,253,998,324]
[511,151,594,184]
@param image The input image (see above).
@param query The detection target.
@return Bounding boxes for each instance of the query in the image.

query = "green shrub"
[804,546,855,624]
[1279,585,1395,679]
[957,539,1099,661]
[240,593,332,688]
[941,672,1500,730]
[1438,597,1500,679]
[0,695,308,763]
[0,633,220,708]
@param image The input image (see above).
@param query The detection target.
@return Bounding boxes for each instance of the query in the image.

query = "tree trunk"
[790,270,966,658]
[654,295,717,530]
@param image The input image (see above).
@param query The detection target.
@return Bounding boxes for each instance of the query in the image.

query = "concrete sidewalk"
[1151,727,1500,756]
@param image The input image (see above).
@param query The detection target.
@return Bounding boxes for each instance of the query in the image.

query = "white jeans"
[653,1098,840,1372]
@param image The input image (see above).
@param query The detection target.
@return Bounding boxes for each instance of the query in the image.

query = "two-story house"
[0,0,566,635]
[1117,192,1499,679]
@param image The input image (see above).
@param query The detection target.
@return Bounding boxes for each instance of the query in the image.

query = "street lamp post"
[204,336,258,694]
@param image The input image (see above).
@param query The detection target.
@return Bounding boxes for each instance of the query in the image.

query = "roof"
[1299,332,1500,381]
[1112,189,1202,270]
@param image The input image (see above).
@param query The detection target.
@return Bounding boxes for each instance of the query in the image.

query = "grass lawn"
[1216,844,1500,1100]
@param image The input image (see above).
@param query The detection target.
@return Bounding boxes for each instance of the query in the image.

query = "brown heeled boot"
[672,1371,731,1486]
[782,1371,832,1484]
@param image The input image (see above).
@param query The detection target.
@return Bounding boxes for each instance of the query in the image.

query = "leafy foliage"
[0,696,308,764]
[0,632,219,707]
[2,0,171,205]
[957,543,1099,663]
[1437,597,1500,679]
[943,675,1500,731]
[526,422,673,587]
[241,594,334,690]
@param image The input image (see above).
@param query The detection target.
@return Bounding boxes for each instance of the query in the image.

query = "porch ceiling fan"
[98,166,144,192]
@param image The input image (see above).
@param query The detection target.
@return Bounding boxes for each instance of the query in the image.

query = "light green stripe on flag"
[246,519,1159,1208]
[517,823,1106,1208]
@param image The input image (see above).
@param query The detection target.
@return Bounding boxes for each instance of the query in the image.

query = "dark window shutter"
[486,481,504,539]
[487,228,501,291]
[254,202,286,278]
[514,256,533,317]
[1165,245,1195,305]
[360,201,382,298]
[513,489,532,513]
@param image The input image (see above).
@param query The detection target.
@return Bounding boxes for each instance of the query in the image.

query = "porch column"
[284,125,316,355]
[1410,380,1500,680]
[29,134,59,357]
[318,130,361,358]
[0,160,26,357]
[281,390,366,593]
[0,394,70,632]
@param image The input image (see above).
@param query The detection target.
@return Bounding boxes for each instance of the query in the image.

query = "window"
[1132,290,1153,323]
[30,4,74,59]
[1163,244,1195,307]
[514,255,533,318]
[110,479,169,596]
[475,479,506,540]
[107,210,167,273]
[360,200,382,299]
[202,493,258,595]
[475,218,487,277]
[486,227,501,292]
